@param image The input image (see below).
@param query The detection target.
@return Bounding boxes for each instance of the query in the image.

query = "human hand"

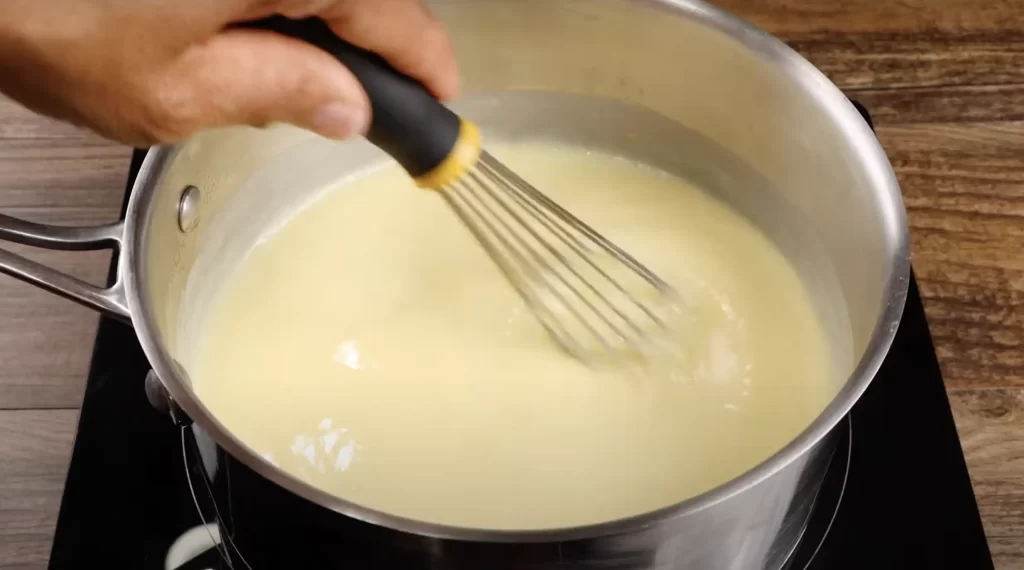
[0,0,459,145]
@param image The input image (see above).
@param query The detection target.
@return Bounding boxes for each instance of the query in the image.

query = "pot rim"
[123,0,909,543]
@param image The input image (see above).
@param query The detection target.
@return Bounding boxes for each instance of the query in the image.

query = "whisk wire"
[476,157,667,330]
[477,159,593,252]
[440,151,680,363]
[443,181,601,357]
[469,167,648,342]
[490,156,675,296]
[455,175,618,353]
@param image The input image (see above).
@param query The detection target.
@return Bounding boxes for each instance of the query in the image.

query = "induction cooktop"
[46,102,994,570]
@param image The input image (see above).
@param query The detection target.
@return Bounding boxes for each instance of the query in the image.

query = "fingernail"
[311,103,369,139]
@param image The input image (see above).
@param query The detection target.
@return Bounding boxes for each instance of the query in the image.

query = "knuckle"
[413,22,456,94]
[418,21,450,60]
[135,84,205,143]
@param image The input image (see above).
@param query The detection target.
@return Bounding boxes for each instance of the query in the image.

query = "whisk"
[259,17,682,363]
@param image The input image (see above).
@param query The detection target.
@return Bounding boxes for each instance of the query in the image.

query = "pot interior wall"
[138,0,896,486]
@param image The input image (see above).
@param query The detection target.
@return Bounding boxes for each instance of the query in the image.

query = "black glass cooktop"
[47,103,994,570]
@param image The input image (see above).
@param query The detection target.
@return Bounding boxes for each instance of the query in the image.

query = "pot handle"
[0,213,130,319]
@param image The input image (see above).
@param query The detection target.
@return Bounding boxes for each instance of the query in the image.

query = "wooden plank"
[872,121,1024,392]
[0,99,83,140]
[0,98,130,409]
[951,389,1024,570]
[0,252,108,410]
[0,409,77,569]
[716,0,1024,90]
[856,84,1024,125]
[791,32,1024,90]
[716,0,1022,34]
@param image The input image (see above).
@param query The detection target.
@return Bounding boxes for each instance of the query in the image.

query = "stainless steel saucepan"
[0,0,908,568]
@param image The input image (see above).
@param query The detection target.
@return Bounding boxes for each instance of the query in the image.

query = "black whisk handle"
[241,16,462,178]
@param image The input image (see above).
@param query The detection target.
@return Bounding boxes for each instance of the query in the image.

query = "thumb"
[144,29,371,141]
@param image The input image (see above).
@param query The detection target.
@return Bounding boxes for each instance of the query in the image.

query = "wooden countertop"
[1,1,1022,568]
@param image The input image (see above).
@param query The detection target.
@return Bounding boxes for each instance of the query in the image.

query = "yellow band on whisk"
[414,120,482,191]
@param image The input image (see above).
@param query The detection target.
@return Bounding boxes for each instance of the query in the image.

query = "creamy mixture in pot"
[191,142,832,530]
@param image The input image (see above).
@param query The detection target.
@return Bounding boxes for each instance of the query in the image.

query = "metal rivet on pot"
[144,369,191,427]
[177,185,201,233]
[144,369,172,415]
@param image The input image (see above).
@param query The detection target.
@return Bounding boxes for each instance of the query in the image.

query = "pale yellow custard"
[191,142,832,530]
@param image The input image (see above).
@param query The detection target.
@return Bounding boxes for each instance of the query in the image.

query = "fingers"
[137,28,372,142]
[319,0,460,100]
[241,0,459,100]
[132,0,461,144]
[0,0,460,145]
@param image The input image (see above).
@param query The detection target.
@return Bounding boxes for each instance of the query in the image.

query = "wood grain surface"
[0,0,1022,568]
[0,411,78,570]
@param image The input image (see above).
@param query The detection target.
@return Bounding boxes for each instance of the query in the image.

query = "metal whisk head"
[441,151,682,364]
